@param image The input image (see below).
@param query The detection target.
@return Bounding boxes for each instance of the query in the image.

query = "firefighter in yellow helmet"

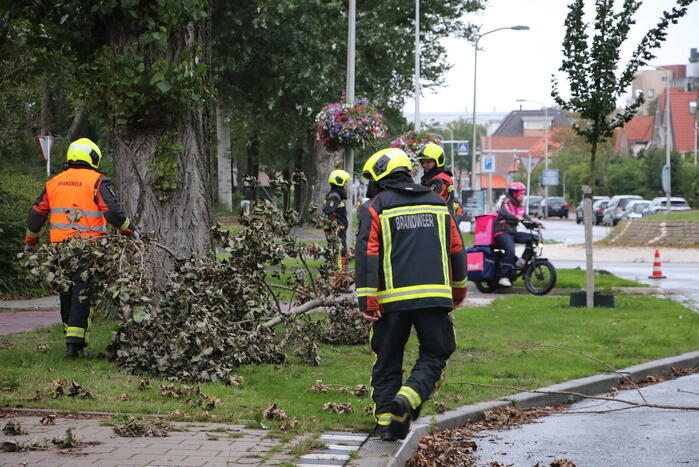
[417,143,456,215]
[24,138,138,359]
[322,169,351,271]
[355,148,467,441]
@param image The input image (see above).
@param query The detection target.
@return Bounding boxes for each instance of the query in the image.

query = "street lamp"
[650,65,672,216]
[470,25,529,197]
[517,98,549,218]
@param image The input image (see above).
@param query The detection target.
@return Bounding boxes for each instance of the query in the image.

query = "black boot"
[379,425,397,442]
[65,343,81,359]
[389,395,412,440]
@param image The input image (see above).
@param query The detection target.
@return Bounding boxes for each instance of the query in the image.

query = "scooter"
[468,221,557,295]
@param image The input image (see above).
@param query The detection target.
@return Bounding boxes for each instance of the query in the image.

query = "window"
[647,89,654,98]
[690,101,697,115]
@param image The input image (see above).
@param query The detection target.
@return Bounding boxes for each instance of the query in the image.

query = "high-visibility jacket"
[355,183,467,314]
[322,188,348,229]
[421,170,455,215]
[25,165,133,245]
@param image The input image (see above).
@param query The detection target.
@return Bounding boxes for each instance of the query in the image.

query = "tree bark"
[216,98,233,212]
[110,22,213,277]
[66,103,87,143]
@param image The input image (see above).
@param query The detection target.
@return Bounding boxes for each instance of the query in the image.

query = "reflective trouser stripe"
[398,386,422,410]
[451,278,468,288]
[356,287,377,297]
[63,323,68,334]
[376,413,392,426]
[65,326,86,339]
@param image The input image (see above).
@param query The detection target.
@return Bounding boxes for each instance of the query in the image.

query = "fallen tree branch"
[260,296,347,329]
[523,343,647,404]
[677,388,699,396]
[449,381,699,411]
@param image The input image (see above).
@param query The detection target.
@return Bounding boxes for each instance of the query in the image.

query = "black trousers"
[59,270,90,347]
[370,307,456,418]
[495,231,536,277]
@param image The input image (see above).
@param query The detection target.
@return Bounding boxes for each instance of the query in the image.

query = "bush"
[0,171,45,295]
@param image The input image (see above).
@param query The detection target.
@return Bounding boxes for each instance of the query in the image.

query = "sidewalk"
[0,295,59,311]
[0,415,296,466]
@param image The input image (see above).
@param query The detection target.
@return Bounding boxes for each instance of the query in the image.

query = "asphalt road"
[472,374,699,467]
[536,217,611,245]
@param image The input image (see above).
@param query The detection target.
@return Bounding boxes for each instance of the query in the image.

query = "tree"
[552,0,696,189]
[5,1,214,272]
[551,0,695,307]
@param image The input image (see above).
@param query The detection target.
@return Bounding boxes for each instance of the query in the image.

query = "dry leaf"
[40,415,56,426]
[308,380,330,392]
[263,403,288,421]
[322,402,353,414]
[118,392,129,401]
[36,344,49,353]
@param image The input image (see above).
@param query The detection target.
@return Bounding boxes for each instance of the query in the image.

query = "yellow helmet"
[416,142,445,168]
[328,169,351,187]
[362,148,412,182]
[66,138,102,169]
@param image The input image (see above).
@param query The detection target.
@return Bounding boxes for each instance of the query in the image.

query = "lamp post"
[345,0,356,245]
[414,0,420,132]
[470,25,529,196]
[650,66,672,216]
[517,98,549,218]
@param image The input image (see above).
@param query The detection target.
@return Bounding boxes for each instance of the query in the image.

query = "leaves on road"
[113,417,170,437]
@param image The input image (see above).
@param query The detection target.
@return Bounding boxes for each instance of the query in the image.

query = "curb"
[350,349,699,466]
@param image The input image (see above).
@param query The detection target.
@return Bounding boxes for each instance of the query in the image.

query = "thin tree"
[551,0,696,307]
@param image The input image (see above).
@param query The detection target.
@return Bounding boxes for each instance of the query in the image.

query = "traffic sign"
[520,156,537,172]
[542,169,559,186]
[457,141,470,155]
[661,164,670,192]
[482,155,495,173]
[37,135,54,163]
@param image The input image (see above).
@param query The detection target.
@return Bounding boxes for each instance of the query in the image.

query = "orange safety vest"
[45,168,107,243]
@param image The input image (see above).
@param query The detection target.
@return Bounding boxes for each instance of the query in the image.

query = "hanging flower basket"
[315,98,388,152]
[389,130,443,161]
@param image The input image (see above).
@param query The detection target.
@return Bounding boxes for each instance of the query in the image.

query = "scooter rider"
[493,182,542,287]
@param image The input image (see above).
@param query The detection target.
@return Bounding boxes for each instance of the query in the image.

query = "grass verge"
[2,294,695,434]
[553,268,647,289]
[641,210,699,222]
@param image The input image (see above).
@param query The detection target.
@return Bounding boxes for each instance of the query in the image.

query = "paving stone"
[181,455,230,466]
[127,454,157,464]
[165,448,222,457]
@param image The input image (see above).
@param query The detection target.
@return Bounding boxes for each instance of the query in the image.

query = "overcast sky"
[403,0,699,115]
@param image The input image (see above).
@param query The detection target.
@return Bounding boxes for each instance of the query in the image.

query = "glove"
[23,244,38,253]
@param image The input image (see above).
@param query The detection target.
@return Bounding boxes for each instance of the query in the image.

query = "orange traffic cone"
[648,249,666,279]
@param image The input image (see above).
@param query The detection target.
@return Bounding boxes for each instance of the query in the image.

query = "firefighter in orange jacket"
[355,148,467,441]
[24,138,137,359]
[417,143,456,215]
[322,169,351,271]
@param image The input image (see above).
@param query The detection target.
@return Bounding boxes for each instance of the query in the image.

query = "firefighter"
[322,169,351,271]
[417,143,456,214]
[355,148,467,441]
[24,138,138,359]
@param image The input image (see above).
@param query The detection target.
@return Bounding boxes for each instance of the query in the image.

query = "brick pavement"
[0,416,298,466]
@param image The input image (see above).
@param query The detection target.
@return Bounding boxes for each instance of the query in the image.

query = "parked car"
[622,200,651,219]
[602,195,642,226]
[525,196,543,217]
[575,195,609,224]
[538,197,569,219]
[644,197,692,215]
[593,199,609,225]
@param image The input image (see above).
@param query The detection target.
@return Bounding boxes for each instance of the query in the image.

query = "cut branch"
[260,296,346,329]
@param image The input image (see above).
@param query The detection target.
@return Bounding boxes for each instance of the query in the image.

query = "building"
[615,115,654,157]
[652,87,699,157]
[492,108,570,137]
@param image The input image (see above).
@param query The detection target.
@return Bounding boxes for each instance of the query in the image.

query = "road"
[537,217,611,245]
[472,373,699,467]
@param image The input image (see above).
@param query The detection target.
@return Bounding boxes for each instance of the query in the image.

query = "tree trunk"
[216,98,233,212]
[66,103,87,143]
[246,133,260,201]
[110,21,213,277]
[309,140,338,211]
[589,139,597,190]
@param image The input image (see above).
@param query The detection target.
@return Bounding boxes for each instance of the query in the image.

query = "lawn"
[1,294,695,436]
[553,268,647,289]
[641,210,699,221]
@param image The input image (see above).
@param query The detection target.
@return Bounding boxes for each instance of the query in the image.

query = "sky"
[403,0,699,115]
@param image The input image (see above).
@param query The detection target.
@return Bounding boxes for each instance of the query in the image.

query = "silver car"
[644,197,692,215]
[602,195,642,226]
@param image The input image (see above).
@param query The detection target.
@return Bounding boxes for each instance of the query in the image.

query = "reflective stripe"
[398,386,422,410]
[356,287,377,297]
[451,278,468,288]
[66,326,86,339]
[380,205,449,218]
[25,229,40,239]
[437,213,449,285]
[50,207,104,218]
[448,185,454,192]
[381,217,393,290]
[377,285,452,304]
[68,142,94,155]
[376,413,392,426]
[120,218,131,231]
[49,223,107,232]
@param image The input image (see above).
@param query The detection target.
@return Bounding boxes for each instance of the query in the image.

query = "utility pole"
[345,0,356,245]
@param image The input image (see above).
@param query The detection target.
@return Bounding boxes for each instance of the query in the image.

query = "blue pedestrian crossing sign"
[456,141,469,155]
[482,155,495,173]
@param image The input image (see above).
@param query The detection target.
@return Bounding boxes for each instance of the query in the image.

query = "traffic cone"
[648,249,666,279]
